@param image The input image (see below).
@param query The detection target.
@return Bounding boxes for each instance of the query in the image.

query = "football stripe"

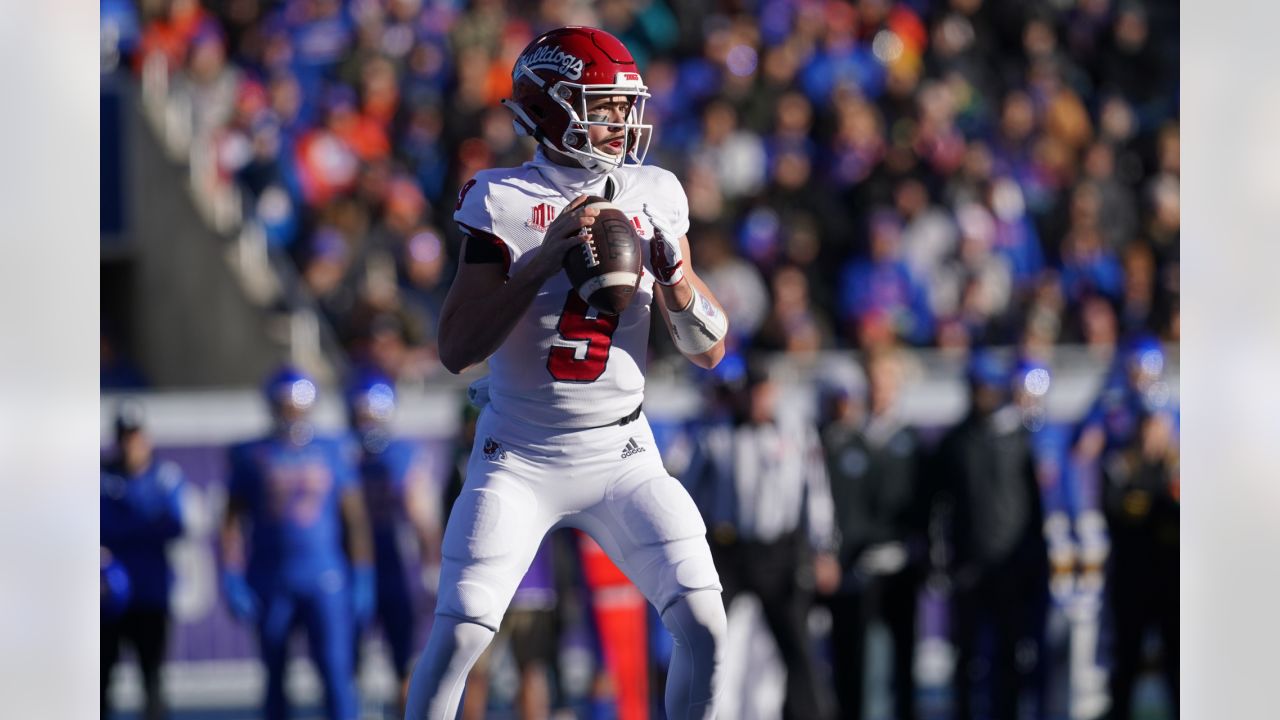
[576,271,640,303]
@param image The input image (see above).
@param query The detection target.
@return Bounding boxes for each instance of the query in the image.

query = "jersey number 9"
[548,291,620,382]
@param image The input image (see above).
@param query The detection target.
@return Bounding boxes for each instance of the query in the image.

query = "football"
[562,196,643,315]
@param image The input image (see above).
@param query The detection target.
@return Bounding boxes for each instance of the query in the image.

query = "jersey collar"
[528,147,611,201]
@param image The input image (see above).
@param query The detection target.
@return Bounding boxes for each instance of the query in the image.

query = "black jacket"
[823,415,929,577]
[930,406,1047,588]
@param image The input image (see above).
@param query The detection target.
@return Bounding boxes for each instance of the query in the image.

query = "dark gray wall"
[121,80,284,387]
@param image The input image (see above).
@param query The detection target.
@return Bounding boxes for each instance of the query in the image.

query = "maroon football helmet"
[502,26,652,174]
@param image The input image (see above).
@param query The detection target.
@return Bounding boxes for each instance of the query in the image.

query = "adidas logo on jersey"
[620,437,645,459]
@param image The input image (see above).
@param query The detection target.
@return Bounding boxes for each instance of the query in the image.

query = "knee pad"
[653,537,722,612]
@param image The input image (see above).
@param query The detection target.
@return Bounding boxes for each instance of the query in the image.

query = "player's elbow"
[436,330,471,375]
[686,342,726,370]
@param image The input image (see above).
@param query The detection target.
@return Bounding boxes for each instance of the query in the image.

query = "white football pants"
[404,406,724,719]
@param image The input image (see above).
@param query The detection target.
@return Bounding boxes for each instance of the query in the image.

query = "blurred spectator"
[929,350,1049,720]
[1074,293,1121,364]
[820,351,928,720]
[345,370,441,705]
[1060,225,1124,306]
[838,209,934,347]
[136,0,211,74]
[690,98,767,201]
[1017,270,1067,362]
[102,0,142,72]
[1145,154,1180,282]
[684,358,839,720]
[984,176,1045,292]
[324,84,391,162]
[170,21,241,143]
[293,92,363,207]
[101,401,189,720]
[1094,4,1168,117]
[1102,404,1179,720]
[931,202,1014,353]
[220,366,375,720]
[895,175,959,292]
[285,0,355,83]
[302,225,358,315]
[827,93,886,190]
[690,223,770,349]
[397,225,452,336]
[1118,240,1162,336]
[341,264,436,382]
[1081,142,1140,250]
[755,264,833,355]
[911,79,967,180]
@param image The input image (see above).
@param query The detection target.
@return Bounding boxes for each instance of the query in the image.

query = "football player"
[1073,334,1178,466]
[405,26,730,720]
[220,366,376,720]
[345,369,442,702]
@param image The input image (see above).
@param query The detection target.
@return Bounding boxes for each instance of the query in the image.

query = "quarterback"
[404,26,730,720]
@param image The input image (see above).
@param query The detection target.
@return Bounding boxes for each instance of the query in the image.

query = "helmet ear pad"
[504,76,573,149]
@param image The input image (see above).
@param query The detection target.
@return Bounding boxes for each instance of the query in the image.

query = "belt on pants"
[607,404,642,427]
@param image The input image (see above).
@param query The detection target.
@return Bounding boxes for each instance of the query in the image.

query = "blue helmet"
[967,348,1011,390]
[345,368,397,425]
[1012,358,1052,398]
[263,364,318,412]
[113,398,147,437]
[1123,334,1164,379]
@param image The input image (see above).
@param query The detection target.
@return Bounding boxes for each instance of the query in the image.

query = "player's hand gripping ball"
[563,196,642,315]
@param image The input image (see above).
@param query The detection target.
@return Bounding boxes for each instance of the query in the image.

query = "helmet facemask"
[507,64,653,175]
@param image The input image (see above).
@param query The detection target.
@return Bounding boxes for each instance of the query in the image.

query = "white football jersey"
[454,152,691,429]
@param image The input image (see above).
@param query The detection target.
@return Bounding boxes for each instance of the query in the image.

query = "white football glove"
[643,203,685,286]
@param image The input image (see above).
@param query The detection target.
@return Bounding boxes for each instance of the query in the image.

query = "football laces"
[579,233,600,268]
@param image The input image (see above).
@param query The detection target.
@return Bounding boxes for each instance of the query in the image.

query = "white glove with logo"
[643,203,685,286]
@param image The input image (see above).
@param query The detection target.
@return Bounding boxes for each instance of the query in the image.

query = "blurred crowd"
[103,0,1179,383]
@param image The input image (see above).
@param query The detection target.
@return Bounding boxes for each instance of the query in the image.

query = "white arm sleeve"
[668,285,728,356]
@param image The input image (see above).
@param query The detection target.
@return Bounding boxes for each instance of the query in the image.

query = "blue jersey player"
[345,370,442,698]
[1073,335,1177,466]
[1070,335,1177,590]
[101,401,187,720]
[220,366,376,720]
